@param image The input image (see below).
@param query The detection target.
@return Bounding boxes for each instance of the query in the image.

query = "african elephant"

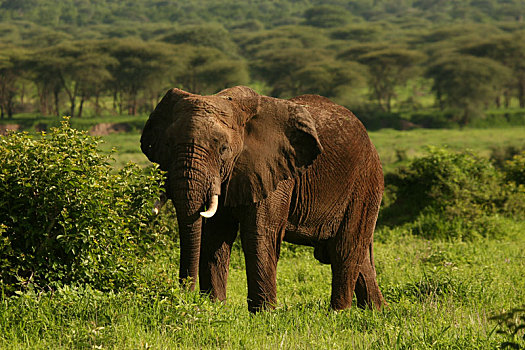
[141,86,385,312]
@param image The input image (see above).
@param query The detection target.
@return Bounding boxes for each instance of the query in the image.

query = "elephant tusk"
[152,192,168,215]
[200,194,219,218]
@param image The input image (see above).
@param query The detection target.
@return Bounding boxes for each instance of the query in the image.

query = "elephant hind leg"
[354,243,385,310]
[329,195,384,310]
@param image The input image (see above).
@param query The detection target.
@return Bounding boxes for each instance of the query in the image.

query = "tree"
[253,47,330,97]
[462,32,525,108]
[293,60,368,99]
[330,23,384,42]
[237,25,329,58]
[158,23,238,55]
[64,46,117,118]
[353,47,426,111]
[104,39,177,115]
[303,5,353,28]
[176,45,249,94]
[24,50,64,116]
[426,54,512,125]
[38,42,117,118]
[0,46,27,119]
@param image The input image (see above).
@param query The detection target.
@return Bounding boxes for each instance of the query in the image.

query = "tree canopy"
[0,0,524,126]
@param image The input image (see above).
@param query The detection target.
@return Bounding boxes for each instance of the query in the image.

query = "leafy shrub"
[0,119,170,294]
[504,151,525,186]
[381,147,524,240]
[490,145,524,169]
[410,111,458,129]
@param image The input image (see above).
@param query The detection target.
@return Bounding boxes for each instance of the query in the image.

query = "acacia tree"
[290,60,368,99]
[37,43,116,118]
[176,45,249,94]
[303,5,353,28]
[69,50,117,118]
[426,54,512,125]
[253,47,330,97]
[354,48,426,112]
[462,32,525,108]
[105,39,177,115]
[0,47,27,119]
[25,51,64,116]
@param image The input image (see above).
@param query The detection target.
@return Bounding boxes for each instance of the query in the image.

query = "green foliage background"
[1,0,525,125]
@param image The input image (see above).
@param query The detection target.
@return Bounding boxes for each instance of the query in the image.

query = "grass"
[1,227,524,349]
[98,126,525,171]
[368,126,525,172]
[1,124,525,348]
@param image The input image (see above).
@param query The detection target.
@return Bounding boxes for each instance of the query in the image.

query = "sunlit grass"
[2,226,524,348]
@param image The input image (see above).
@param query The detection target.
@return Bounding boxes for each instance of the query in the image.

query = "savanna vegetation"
[1,121,524,348]
[0,0,525,127]
[1,0,525,348]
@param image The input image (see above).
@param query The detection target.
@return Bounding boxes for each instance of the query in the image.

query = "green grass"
[97,126,525,172]
[2,125,525,348]
[368,126,525,172]
[1,227,524,349]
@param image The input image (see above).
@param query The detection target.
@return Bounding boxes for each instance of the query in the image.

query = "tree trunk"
[69,97,75,118]
[78,96,85,118]
[7,93,13,119]
[504,90,511,108]
[20,83,25,105]
[113,90,117,113]
[54,88,60,117]
[94,93,101,116]
[519,79,525,108]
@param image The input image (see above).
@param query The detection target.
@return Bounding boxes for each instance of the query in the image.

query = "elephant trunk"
[176,212,202,288]
[170,145,221,289]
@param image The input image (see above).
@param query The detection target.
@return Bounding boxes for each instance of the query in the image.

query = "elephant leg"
[329,196,383,310]
[199,211,239,301]
[238,181,293,313]
[354,242,385,309]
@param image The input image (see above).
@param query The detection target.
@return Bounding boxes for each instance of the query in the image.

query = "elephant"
[141,86,386,312]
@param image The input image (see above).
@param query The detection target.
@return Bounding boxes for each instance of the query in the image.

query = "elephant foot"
[247,299,276,313]
[354,271,386,310]
[354,244,386,310]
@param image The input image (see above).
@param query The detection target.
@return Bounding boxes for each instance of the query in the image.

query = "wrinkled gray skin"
[141,86,385,312]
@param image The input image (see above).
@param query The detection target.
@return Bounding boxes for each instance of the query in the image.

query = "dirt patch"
[90,123,132,136]
[0,124,21,136]
[399,120,420,130]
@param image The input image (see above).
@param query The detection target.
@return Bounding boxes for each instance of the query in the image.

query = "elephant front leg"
[238,182,293,312]
[241,229,281,312]
[199,212,239,301]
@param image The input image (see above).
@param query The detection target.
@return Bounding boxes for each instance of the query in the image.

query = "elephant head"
[140,86,322,288]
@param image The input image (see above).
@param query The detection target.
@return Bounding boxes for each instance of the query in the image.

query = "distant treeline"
[0,0,524,125]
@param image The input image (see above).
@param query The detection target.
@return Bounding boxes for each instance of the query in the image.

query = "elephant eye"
[219,144,229,156]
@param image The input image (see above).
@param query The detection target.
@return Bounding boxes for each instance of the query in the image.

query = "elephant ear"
[141,88,192,170]
[225,97,323,206]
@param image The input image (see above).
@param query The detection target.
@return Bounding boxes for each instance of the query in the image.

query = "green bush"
[504,151,525,186]
[0,119,170,294]
[381,147,524,240]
